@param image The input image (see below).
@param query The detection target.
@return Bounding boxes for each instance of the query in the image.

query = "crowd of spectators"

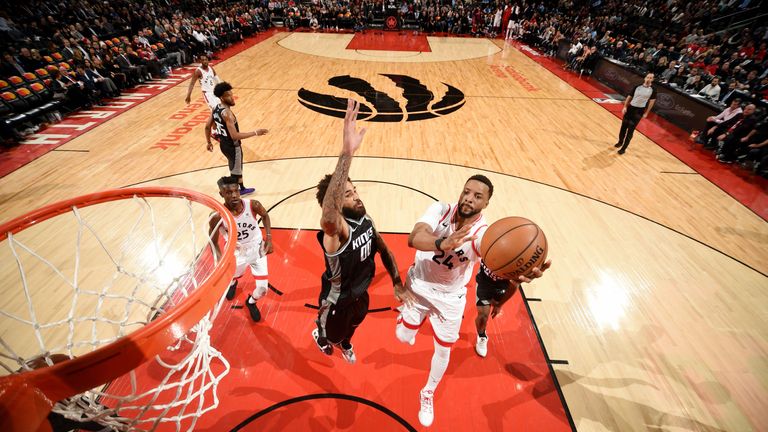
[1,0,766,176]
[0,0,276,144]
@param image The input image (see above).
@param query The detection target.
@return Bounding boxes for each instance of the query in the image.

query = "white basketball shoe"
[418,388,435,427]
[475,334,488,357]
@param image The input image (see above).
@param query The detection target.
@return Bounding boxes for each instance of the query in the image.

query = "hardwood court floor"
[0,32,766,431]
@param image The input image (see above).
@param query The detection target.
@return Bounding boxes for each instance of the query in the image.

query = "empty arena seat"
[1,91,29,114]
[22,72,42,86]
[7,76,25,89]
[34,68,50,81]
[15,87,41,108]
[28,82,51,101]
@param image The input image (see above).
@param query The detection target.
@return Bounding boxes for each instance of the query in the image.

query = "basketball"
[481,217,548,280]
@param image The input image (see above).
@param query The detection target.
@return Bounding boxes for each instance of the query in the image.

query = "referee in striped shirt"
[615,72,657,154]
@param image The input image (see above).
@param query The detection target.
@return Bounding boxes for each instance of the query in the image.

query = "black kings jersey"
[212,105,239,147]
[318,215,378,305]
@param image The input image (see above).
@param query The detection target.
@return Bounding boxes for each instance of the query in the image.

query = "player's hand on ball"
[515,259,551,284]
[394,283,417,307]
[441,223,476,250]
[255,129,268,136]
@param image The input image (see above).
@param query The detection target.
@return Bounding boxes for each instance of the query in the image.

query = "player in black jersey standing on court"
[312,99,415,364]
[205,82,268,195]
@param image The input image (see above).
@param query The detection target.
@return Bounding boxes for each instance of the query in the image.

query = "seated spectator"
[0,51,26,77]
[16,47,37,72]
[82,60,119,98]
[716,104,758,162]
[50,68,89,111]
[740,120,768,171]
[95,56,127,89]
[115,47,146,85]
[695,98,743,147]
[698,77,722,101]
[660,60,678,83]
[683,68,703,92]
[719,79,742,104]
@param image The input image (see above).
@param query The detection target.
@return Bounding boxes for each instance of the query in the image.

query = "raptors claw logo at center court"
[298,74,466,122]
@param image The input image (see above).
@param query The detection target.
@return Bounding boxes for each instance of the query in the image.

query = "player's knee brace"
[396,322,416,344]
[253,280,268,300]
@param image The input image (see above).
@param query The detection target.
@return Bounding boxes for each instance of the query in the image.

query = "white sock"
[423,339,451,392]
[252,280,268,301]
[247,296,256,304]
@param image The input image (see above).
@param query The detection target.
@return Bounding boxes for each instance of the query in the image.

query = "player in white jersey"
[184,55,220,110]
[209,176,274,322]
[395,175,549,427]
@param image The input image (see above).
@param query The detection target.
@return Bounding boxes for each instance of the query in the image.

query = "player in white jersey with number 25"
[184,54,220,110]
[395,174,549,427]
[209,176,274,322]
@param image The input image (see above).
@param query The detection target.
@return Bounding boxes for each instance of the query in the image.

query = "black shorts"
[317,292,369,344]
[219,142,243,176]
[476,281,507,306]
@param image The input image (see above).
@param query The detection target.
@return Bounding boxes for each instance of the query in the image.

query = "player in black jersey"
[204,82,268,196]
[474,262,519,357]
[312,99,415,364]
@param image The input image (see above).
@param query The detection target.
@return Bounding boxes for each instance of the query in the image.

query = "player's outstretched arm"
[223,109,261,141]
[204,114,214,152]
[374,228,416,307]
[185,69,200,104]
[320,99,365,241]
[252,200,273,254]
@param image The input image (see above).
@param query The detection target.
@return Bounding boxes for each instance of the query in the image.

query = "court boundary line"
[520,286,576,430]
[122,155,768,278]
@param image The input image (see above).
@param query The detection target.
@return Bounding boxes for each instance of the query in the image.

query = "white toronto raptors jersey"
[221,199,263,250]
[411,202,488,292]
[198,66,217,93]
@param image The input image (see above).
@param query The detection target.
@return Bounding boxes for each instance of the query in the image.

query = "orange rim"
[0,187,237,432]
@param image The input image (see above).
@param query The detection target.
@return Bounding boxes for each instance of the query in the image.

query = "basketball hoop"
[0,187,237,432]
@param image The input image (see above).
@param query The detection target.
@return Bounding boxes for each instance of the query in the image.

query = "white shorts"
[234,242,268,280]
[399,268,467,345]
[202,91,220,111]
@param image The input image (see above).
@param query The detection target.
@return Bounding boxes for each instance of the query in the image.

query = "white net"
[0,193,232,431]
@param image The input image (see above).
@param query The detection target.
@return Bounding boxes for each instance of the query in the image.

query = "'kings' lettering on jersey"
[352,227,374,250]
